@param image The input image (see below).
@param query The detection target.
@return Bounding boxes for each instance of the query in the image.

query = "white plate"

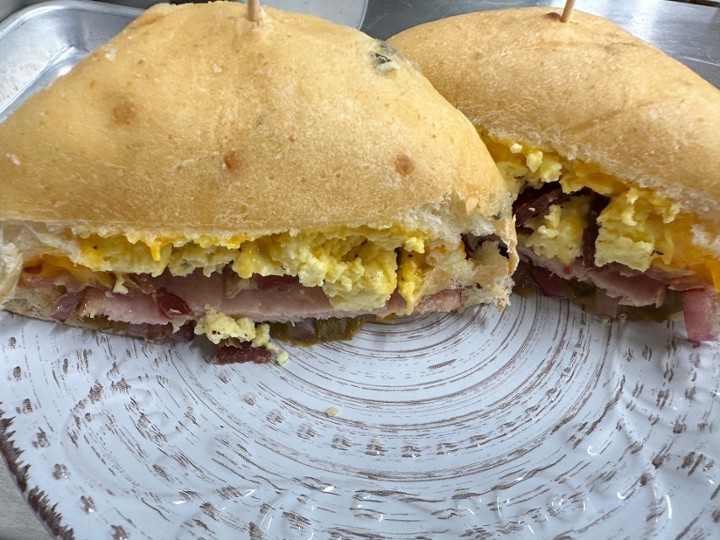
[1,1,720,539]
[1,297,719,538]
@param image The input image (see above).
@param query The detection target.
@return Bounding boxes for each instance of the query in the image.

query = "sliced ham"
[586,268,666,307]
[74,270,463,327]
[519,246,666,307]
[519,243,719,340]
[416,288,463,312]
[512,184,717,340]
[517,245,589,282]
[79,289,171,325]
[682,288,720,343]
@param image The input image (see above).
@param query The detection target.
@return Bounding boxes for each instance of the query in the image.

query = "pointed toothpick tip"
[247,0,260,22]
[560,0,576,23]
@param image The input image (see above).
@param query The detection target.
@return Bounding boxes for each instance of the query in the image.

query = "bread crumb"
[325,406,339,417]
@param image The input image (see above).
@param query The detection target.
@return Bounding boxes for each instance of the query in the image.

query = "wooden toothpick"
[560,0,576,23]
[247,0,260,22]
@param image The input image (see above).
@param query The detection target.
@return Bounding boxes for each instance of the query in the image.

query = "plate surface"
[2,299,720,539]
[1,1,720,539]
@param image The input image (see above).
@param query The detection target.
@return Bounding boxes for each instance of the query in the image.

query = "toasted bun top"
[389,7,720,230]
[0,2,509,239]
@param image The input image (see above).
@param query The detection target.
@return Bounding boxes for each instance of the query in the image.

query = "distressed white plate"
[2,2,720,539]
[1,294,719,539]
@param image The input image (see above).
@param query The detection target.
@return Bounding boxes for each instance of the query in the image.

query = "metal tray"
[0,0,369,121]
[1,0,718,123]
[0,1,139,120]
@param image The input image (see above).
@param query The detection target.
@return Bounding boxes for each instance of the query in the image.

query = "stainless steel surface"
[0,1,139,120]
[0,0,190,22]
[0,1,718,539]
[0,472,48,540]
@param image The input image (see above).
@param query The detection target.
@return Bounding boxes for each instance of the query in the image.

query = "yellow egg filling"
[524,196,591,266]
[481,130,718,289]
[27,225,473,312]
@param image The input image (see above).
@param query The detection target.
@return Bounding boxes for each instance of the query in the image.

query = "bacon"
[222,270,301,298]
[682,288,720,342]
[513,184,568,227]
[211,342,272,364]
[155,287,193,319]
[581,193,609,268]
[253,274,300,290]
[125,274,156,295]
[528,265,572,298]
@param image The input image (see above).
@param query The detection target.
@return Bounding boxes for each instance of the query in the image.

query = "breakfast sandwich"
[0,2,517,362]
[389,7,720,341]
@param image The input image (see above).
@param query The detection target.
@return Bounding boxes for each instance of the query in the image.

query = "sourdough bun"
[388,7,720,232]
[0,1,510,241]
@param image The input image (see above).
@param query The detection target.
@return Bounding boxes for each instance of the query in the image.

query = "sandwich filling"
[480,131,720,341]
[9,224,511,362]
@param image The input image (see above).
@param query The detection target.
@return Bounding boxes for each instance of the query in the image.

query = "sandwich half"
[389,7,720,341]
[0,2,517,362]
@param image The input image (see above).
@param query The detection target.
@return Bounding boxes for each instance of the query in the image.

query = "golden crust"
[389,7,720,232]
[0,1,509,238]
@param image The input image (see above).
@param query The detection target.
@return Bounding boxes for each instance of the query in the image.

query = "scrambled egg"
[524,197,590,265]
[194,307,288,362]
[72,226,450,312]
[194,307,265,344]
[595,188,678,270]
[481,130,717,286]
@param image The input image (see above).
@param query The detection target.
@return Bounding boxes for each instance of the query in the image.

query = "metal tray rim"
[0,0,141,36]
